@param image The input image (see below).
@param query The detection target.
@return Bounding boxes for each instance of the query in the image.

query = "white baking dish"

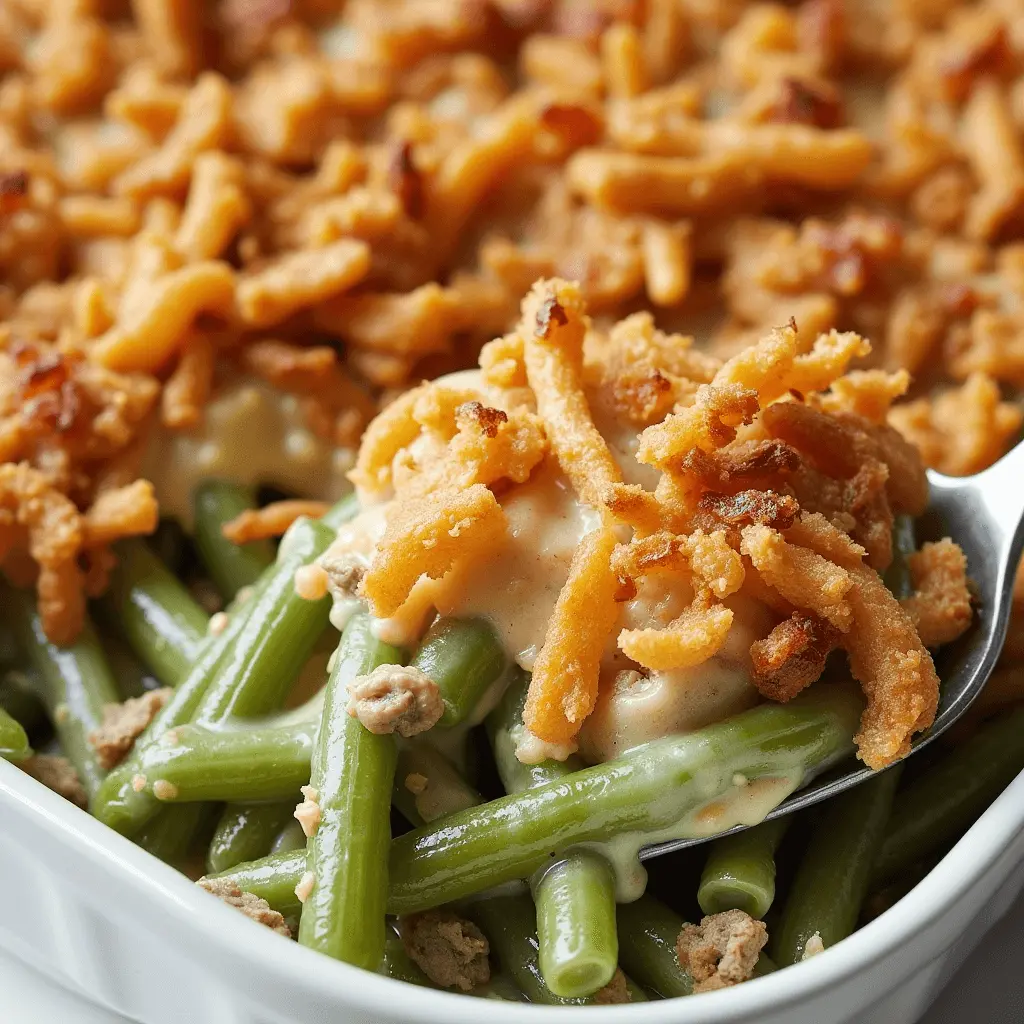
[0,758,1021,1024]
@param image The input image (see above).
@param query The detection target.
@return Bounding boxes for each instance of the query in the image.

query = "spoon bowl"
[642,442,1024,860]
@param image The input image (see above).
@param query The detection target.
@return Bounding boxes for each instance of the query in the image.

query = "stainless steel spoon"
[642,440,1024,860]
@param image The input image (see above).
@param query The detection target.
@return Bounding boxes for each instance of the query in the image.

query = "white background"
[2,895,1023,1023]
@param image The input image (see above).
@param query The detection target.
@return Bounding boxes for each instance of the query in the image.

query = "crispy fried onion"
[222,499,331,544]
[360,483,507,619]
[750,611,841,702]
[900,538,973,648]
[521,525,620,754]
[520,278,621,508]
[612,529,745,672]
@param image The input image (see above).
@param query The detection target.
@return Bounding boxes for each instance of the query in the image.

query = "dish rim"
[2,759,1023,1023]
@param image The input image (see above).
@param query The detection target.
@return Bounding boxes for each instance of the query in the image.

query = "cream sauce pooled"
[144,378,354,525]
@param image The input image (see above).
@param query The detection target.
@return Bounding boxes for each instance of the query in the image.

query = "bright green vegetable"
[772,765,902,966]
[0,705,30,761]
[535,853,619,999]
[381,929,434,988]
[487,669,617,998]
[318,493,359,530]
[698,818,789,919]
[100,539,209,687]
[410,617,506,728]
[136,804,209,867]
[474,895,646,1005]
[192,517,335,725]
[393,741,482,827]
[206,800,297,875]
[8,589,120,799]
[615,895,692,998]
[871,705,1024,887]
[209,848,305,919]
[271,818,307,855]
[217,685,863,918]
[142,720,314,803]
[296,611,404,969]
[193,481,275,601]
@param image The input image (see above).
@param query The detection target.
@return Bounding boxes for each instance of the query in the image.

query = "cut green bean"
[271,818,307,856]
[381,928,434,988]
[7,589,120,800]
[206,800,297,875]
[615,895,692,998]
[698,818,789,919]
[137,803,210,867]
[193,481,275,601]
[219,685,863,917]
[410,617,506,727]
[297,611,404,969]
[192,517,335,725]
[391,684,862,915]
[393,741,483,827]
[319,492,359,530]
[210,847,305,919]
[772,765,902,967]
[871,705,1024,887]
[487,669,616,998]
[0,668,48,736]
[0,706,30,761]
[100,539,209,687]
[535,853,619,999]
[143,720,314,803]
[474,895,645,1005]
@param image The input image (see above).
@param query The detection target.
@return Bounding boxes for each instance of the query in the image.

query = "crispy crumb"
[20,755,88,808]
[295,870,315,904]
[677,910,768,994]
[152,779,179,800]
[347,664,444,737]
[88,688,172,770]
[802,932,825,959]
[131,773,148,792]
[293,563,329,601]
[400,911,490,992]
[208,612,229,636]
[901,539,973,648]
[405,772,428,795]
[594,969,632,1004]
[294,784,321,838]
[196,877,291,938]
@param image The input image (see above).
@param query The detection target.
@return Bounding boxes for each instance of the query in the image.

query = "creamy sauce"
[144,378,354,526]
[579,595,776,763]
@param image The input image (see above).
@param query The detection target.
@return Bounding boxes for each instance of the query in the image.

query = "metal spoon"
[642,440,1024,859]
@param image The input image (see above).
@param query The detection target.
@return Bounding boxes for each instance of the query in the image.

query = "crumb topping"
[347,664,443,737]
[677,910,769,994]
[88,688,172,771]
[196,877,291,938]
[400,911,490,992]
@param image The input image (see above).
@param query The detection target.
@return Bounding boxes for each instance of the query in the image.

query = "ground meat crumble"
[676,910,769,994]
[196,877,291,938]
[88,687,172,770]
[400,910,490,992]
[20,754,87,808]
[346,664,443,737]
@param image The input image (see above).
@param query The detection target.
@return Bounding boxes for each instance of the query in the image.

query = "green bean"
[0,705,30,761]
[143,720,314,803]
[193,481,275,601]
[318,492,359,530]
[474,895,646,1005]
[0,668,48,736]
[487,669,616,998]
[871,705,1024,887]
[410,617,506,727]
[390,684,862,915]
[393,741,483,827]
[381,929,434,988]
[772,765,902,967]
[92,570,274,833]
[883,514,916,599]
[697,818,789,919]
[206,800,297,875]
[100,539,209,687]
[271,818,307,855]
[615,895,692,998]
[192,518,335,724]
[7,589,120,800]
[209,848,305,919]
[136,804,210,867]
[297,611,404,969]
[535,853,619,998]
